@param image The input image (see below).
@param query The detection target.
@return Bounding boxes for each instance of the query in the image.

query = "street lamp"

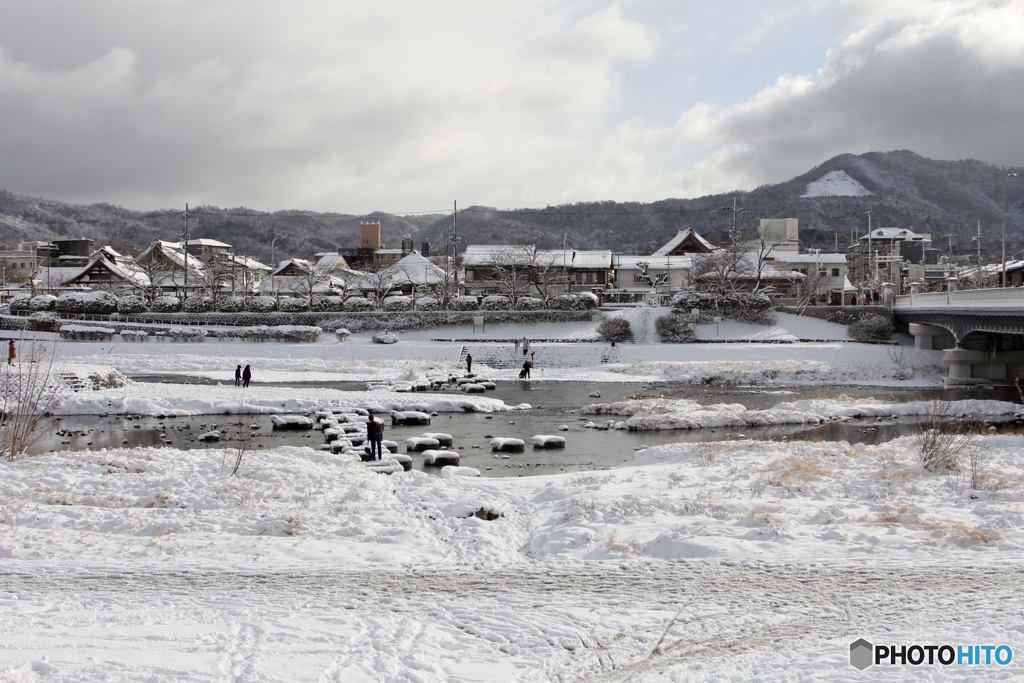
[1002,165,1018,287]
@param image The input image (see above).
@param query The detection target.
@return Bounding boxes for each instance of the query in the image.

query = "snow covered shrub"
[671,290,720,313]
[335,328,351,342]
[382,296,412,312]
[826,310,858,326]
[576,292,600,310]
[8,296,31,313]
[27,311,60,332]
[56,291,119,315]
[273,325,321,343]
[59,324,116,341]
[117,295,148,314]
[731,308,778,325]
[480,295,510,311]
[372,331,399,344]
[164,326,206,342]
[278,297,309,313]
[515,296,543,310]
[450,295,479,311]
[119,329,149,342]
[849,314,893,342]
[551,294,578,310]
[248,296,277,313]
[312,296,345,312]
[151,296,181,313]
[414,296,440,311]
[655,314,694,343]
[344,297,375,312]
[181,296,212,313]
[29,295,56,311]
[216,297,245,313]
[597,316,632,343]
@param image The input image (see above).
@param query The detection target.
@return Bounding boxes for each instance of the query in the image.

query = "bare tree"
[487,245,562,307]
[689,244,753,294]
[1,337,61,461]
[189,256,234,311]
[792,267,831,314]
[290,263,336,310]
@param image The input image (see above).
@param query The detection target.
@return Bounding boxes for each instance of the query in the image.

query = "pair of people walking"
[235,364,252,387]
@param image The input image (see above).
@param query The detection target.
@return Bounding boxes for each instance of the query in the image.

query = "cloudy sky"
[0,0,1021,214]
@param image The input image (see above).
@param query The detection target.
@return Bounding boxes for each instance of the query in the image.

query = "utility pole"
[977,220,983,287]
[449,200,460,295]
[1002,165,1018,288]
[865,209,873,288]
[182,203,190,298]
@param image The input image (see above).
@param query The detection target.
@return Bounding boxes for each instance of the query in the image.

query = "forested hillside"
[2,150,1021,264]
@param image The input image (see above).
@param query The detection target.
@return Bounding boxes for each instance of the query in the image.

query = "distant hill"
[2,150,1021,264]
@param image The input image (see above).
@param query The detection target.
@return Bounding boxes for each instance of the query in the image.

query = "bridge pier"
[943,349,1005,381]
[907,323,955,351]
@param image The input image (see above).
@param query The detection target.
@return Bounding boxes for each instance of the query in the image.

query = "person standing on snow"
[234,365,242,387]
[367,417,384,460]
[466,353,473,374]
[522,337,530,356]
[242,364,252,388]
[7,340,15,366]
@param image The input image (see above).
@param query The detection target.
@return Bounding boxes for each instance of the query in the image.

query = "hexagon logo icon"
[850,638,873,670]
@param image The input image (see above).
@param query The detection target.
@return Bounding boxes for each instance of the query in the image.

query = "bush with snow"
[373,331,399,344]
[56,291,119,315]
[414,296,440,311]
[29,295,57,311]
[382,296,412,312]
[335,328,351,341]
[597,316,632,343]
[216,297,245,313]
[151,296,181,313]
[344,297,375,312]
[277,297,309,313]
[849,314,894,342]
[119,329,149,342]
[117,294,148,314]
[8,295,31,313]
[312,296,345,312]
[59,324,116,341]
[550,294,578,310]
[163,326,206,342]
[655,313,694,343]
[480,295,510,311]
[515,296,543,311]
[181,296,212,314]
[576,292,600,310]
[248,296,277,313]
[450,296,479,311]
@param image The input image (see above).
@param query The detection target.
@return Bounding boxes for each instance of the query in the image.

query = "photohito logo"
[850,639,1013,670]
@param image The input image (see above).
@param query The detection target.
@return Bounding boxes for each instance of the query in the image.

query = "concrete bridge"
[894,286,1024,382]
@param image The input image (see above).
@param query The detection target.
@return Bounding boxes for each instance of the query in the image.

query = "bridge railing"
[894,287,1024,308]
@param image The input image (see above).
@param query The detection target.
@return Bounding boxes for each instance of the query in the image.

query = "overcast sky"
[0,0,1021,215]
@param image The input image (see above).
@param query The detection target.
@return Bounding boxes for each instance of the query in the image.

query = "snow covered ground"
[2,312,1024,681]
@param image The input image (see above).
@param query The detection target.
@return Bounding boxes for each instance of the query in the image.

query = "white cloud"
[0,0,1019,212]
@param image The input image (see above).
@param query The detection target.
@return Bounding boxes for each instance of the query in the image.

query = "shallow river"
[41,379,1021,478]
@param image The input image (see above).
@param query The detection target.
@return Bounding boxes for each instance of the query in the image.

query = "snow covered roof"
[614,255,693,270]
[772,252,847,265]
[462,245,611,270]
[859,227,925,241]
[183,238,232,248]
[651,229,717,256]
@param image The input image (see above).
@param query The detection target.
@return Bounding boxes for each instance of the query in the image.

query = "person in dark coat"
[521,359,531,379]
[466,353,473,374]
[367,417,384,460]
[234,365,242,387]
[241,365,252,388]
[7,340,15,366]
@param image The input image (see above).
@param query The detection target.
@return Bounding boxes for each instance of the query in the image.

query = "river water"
[41,379,1021,478]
